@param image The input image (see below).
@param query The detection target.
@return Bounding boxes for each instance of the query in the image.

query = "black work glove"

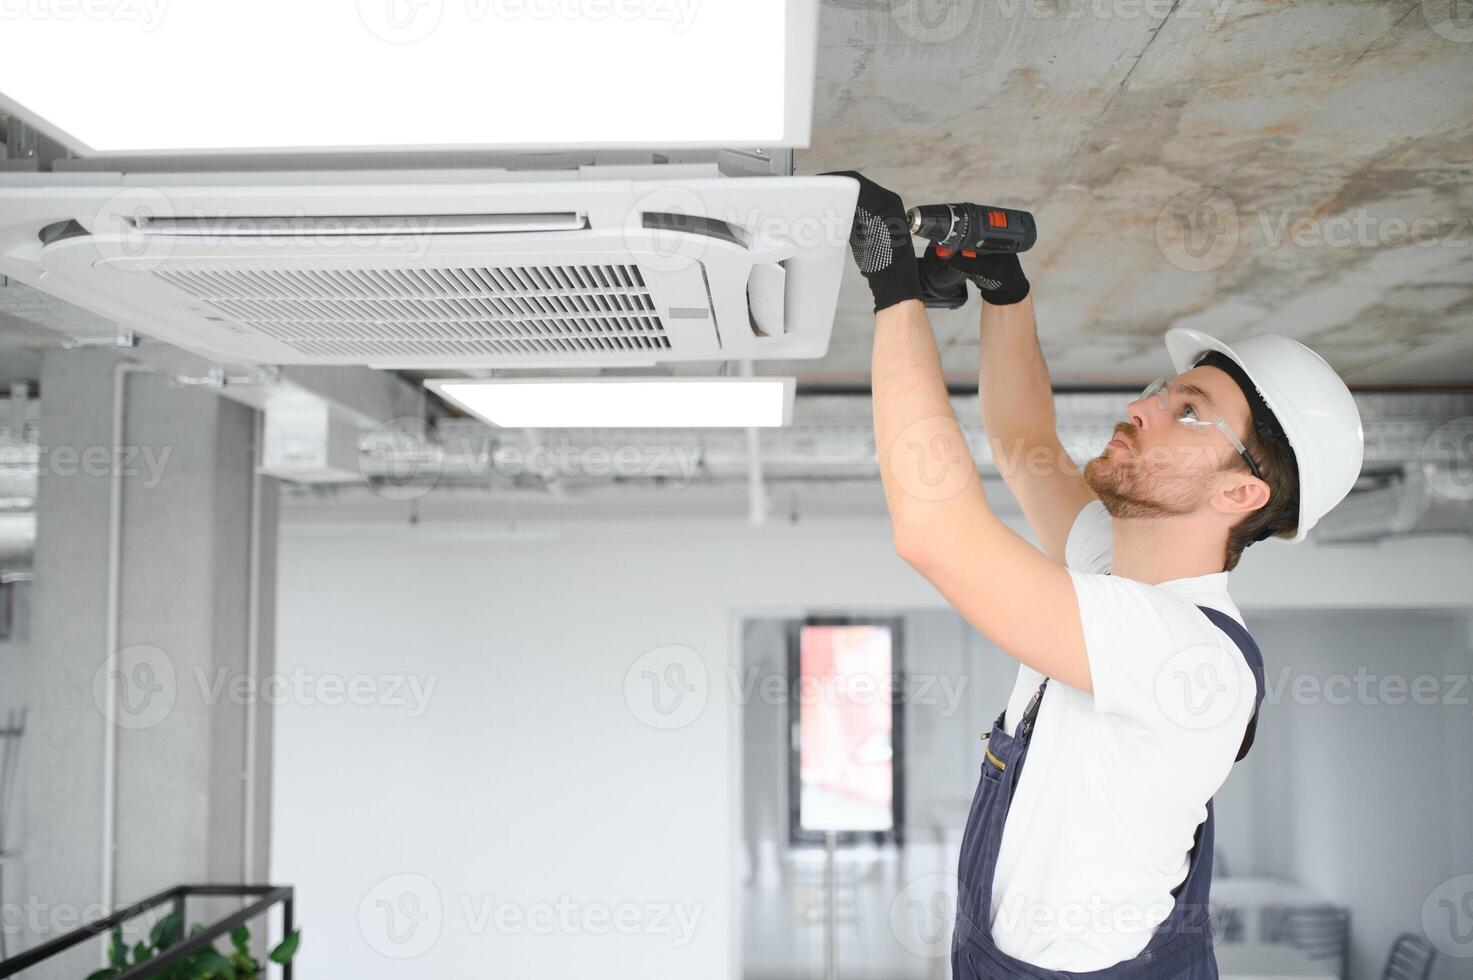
[921,243,1031,306]
[823,170,922,313]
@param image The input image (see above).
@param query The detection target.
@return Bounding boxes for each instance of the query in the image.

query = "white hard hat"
[1164,328,1364,542]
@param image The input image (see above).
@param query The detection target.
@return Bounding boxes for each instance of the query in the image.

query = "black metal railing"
[0,884,293,979]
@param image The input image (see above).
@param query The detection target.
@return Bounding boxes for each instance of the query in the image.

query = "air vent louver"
[150,263,669,360]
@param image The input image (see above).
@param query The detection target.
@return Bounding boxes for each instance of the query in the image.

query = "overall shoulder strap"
[1196,606,1266,762]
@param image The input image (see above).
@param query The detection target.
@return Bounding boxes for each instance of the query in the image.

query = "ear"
[1210,471,1271,518]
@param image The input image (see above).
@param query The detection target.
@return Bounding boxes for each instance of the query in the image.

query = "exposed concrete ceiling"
[2,0,1468,394]
[787,0,1473,387]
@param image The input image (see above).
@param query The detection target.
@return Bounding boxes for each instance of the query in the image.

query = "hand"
[823,170,922,313]
[922,243,1030,306]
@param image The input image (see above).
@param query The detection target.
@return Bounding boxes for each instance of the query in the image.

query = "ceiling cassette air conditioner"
[0,168,857,368]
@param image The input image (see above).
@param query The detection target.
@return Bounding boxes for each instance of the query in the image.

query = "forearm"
[978,295,1058,455]
[872,299,995,542]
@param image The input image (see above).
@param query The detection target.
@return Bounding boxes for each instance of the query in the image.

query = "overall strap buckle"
[1017,679,1048,738]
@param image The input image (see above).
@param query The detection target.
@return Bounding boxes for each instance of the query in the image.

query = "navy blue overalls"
[951,607,1265,980]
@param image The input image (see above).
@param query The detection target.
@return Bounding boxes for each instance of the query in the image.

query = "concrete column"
[21,348,278,971]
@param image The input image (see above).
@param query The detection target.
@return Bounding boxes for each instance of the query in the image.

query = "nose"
[1122,394,1151,431]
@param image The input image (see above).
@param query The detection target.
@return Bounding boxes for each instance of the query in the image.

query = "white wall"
[272,519,941,979]
[1230,612,1473,980]
[272,515,1473,979]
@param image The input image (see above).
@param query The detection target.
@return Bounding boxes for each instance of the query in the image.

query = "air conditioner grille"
[150,263,670,359]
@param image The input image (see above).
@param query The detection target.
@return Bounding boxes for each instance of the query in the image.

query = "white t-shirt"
[987,501,1258,970]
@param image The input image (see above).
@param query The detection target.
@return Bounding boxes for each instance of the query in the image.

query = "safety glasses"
[1138,378,1264,480]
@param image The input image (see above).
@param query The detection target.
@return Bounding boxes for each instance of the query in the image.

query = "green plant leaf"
[85,969,118,980]
[108,927,127,968]
[151,910,184,950]
[229,950,260,978]
[230,924,250,955]
[175,946,233,980]
[267,929,300,964]
[133,941,152,962]
[198,948,237,980]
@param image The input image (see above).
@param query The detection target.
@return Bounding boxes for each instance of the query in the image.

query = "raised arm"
[827,170,1092,691]
[927,245,1096,562]
[977,296,1096,562]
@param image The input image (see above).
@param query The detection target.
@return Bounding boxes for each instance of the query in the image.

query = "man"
[829,172,1363,978]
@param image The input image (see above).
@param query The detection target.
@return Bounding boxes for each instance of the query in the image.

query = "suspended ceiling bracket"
[2,117,74,172]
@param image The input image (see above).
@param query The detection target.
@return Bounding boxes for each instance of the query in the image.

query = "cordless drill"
[907,203,1037,309]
